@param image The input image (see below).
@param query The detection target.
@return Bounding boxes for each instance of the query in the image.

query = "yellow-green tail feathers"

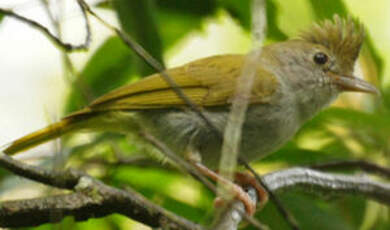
[3,117,84,155]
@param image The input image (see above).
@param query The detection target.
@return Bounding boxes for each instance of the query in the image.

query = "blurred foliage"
[4,0,389,229]
[113,0,163,75]
[65,36,135,113]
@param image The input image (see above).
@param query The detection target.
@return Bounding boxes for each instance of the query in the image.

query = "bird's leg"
[192,161,263,215]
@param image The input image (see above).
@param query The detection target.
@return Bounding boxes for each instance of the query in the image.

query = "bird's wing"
[68,54,278,116]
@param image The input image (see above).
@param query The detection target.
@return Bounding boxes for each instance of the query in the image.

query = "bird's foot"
[213,183,257,215]
[214,172,268,215]
[193,163,268,215]
[234,172,269,209]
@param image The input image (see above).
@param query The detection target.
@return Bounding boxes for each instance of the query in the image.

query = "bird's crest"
[300,15,365,74]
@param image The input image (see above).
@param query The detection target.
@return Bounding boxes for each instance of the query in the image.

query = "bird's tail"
[2,115,91,156]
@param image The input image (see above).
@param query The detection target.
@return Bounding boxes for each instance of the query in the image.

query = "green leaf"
[362,35,385,81]
[99,0,217,50]
[95,0,112,9]
[383,86,390,109]
[307,0,348,19]
[65,36,135,113]
[261,141,351,166]
[155,9,209,49]
[336,196,366,228]
[113,0,163,76]
[154,0,217,49]
[259,192,358,230]
[155,0,216,15]
[219,0,251,30]
[110,166,214,223]
[112,166,184,193]
[370,215,390,230]
[266,0,288,40]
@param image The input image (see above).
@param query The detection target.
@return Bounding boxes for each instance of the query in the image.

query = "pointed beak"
[327,72,379,95]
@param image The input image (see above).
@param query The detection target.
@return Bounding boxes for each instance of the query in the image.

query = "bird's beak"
[327,72,379,95]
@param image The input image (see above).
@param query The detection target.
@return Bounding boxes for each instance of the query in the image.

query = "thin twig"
[218,0,267,184]
[0,1,91,52]
[40,0,95,103]
[240,1,299,228]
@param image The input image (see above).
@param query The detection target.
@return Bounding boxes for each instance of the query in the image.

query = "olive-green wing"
[69,54,278,115]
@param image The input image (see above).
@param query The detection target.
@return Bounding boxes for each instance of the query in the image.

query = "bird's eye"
[313,52,328,65]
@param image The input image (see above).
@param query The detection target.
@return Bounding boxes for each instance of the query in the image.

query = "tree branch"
[264,167,390,204]
[0,152,203,230]
[0,152,81,189]
[1,148,389,229]
[203,167,390,230]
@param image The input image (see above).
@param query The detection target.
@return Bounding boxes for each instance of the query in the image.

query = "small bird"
[2,15,378,214]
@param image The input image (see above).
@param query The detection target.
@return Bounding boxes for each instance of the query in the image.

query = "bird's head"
[262,15,378,120]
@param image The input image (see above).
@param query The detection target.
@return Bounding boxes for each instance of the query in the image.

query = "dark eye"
[313,52,328,65]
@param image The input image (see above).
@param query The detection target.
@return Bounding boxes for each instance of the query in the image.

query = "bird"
[2,15,378,214]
